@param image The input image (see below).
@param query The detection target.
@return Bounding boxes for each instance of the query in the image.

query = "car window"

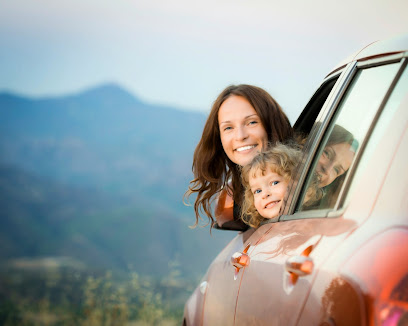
[356,63,408,169]
[343,62,408,212]
[296,61,401,212]
[294,76,339,137]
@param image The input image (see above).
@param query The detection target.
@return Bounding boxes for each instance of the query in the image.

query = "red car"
[183,33,408,326]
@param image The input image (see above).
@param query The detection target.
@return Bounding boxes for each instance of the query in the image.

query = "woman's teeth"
[236,145,256,152]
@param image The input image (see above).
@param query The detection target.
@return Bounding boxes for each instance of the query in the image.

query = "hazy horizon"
[1,0,407,123]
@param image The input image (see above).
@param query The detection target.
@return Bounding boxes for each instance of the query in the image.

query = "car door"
[296,56,408,326]
[232,55,406,326]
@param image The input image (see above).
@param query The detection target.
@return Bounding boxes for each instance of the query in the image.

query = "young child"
[240,143,313,228]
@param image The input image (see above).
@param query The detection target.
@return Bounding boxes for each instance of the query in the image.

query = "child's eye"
[253,189,262,195]
[270,181,279,186]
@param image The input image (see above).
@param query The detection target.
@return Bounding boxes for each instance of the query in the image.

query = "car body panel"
[183,34,408,326]
[184,286,205,325]
[330,33,408,75]
[200,229,255,326]
[234,218,357,326]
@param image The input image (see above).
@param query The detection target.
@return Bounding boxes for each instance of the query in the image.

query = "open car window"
[294,60,403,214]
[293,76,339,137]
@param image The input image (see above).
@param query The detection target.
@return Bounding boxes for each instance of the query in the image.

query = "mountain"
[0,84,235,279]
[0,83,206,213]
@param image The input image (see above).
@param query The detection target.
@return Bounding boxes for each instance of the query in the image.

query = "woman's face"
[218,95,268,166]
[316,142,355,187]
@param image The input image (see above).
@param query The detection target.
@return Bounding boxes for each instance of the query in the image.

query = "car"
[183,33,408,326]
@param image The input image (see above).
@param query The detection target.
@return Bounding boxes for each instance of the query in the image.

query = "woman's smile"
[235,144,257,152]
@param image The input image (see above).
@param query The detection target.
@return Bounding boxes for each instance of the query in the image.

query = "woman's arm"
[214,188,234,227]
[214,188,249,231]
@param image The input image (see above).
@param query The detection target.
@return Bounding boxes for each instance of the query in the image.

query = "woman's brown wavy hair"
[185,84,293,228]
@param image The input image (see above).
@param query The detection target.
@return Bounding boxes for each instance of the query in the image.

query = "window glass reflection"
[298,62,400,212]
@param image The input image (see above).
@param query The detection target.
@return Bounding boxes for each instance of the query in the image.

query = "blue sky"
[1,0,407,122]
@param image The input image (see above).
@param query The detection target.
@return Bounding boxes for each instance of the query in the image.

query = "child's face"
[249,167,288,220]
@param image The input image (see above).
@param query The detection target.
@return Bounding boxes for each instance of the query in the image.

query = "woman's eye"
[248,120,258,125]
[327,148,335,160]
[223,126,232,131]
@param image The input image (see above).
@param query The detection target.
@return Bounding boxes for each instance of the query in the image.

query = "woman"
[316,124,356,189]
[185,84,293,229]
[302,124,358,210]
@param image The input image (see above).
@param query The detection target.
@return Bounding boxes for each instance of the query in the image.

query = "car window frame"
[277,61,357,221]
[278,53,408,223]
[329,55,407,216]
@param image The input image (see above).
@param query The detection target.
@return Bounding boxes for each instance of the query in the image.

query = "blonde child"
[241,143,316,228]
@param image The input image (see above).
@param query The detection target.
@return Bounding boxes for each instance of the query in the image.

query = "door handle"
[284,244,316,292]
[231,243,251,280]
[285,255,314,276]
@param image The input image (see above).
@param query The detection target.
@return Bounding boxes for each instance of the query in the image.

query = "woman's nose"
[235,126,248,141]
[318,156,329,175]
[320,158,333,176]
[324,162,337,181]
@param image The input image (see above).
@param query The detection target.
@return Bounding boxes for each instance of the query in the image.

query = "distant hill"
[0,83,206,213]
[0,84,235,279]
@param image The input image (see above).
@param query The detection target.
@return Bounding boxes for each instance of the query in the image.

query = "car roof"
[329,33,408,75]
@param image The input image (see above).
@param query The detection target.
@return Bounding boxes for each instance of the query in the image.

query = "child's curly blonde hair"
[240,143,302,228]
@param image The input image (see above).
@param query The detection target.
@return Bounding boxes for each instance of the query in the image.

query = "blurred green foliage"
[0,262,194,326]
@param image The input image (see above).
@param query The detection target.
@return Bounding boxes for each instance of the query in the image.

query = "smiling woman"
[317,140,355,188]
[218,95,268,166]
[299,124,358,211]
[185,84,293,229]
